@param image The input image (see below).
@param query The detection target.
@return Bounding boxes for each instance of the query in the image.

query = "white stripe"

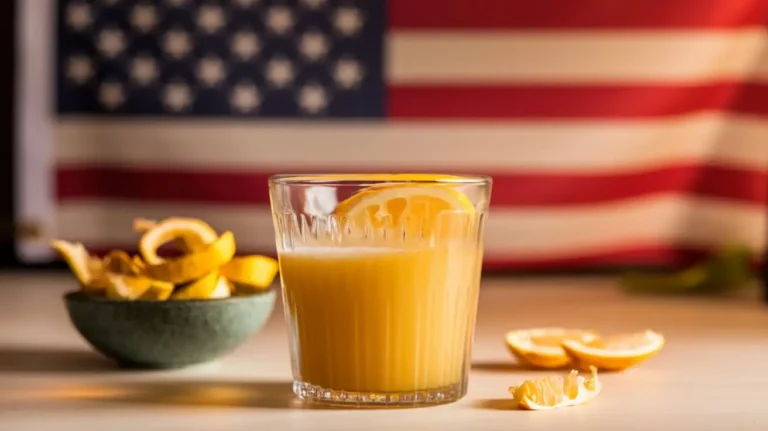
[55,114,768,172]
[388,30,768,84]
[15,0,56,262]
[54,196,765,259]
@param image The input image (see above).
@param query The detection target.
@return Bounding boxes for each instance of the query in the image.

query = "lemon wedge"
[143,231,237,284]
[172,271,231,300]
[138,217,218,265]
[333,184,475,241]
[51,240,108,292]
[505,328,598,369]
[509,367,600,410]
[219,256,278,292]
[105,273,174,301]
[562,330,665,371]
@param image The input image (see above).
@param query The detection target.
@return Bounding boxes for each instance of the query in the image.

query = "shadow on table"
[0,346,116,373]
[471,361,544,372]
[473,398,519,411]
[38,380,354,410]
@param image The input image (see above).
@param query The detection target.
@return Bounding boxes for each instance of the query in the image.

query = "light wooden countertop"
[1,272,768,430]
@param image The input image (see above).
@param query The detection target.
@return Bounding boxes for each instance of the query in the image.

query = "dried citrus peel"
[172,271,231,300]
[142,231,237,285]
[51,240,108,292]
[138,217,218,265]
[219,256,278,292]
[105,273,174,301]
[510,367,600,410]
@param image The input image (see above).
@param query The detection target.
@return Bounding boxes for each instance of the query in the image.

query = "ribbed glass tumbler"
[269,174,491,407]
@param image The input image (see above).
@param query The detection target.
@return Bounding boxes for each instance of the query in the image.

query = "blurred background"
[4,0,768,274]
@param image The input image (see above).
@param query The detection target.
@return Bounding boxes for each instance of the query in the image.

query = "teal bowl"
[64,289,277,369]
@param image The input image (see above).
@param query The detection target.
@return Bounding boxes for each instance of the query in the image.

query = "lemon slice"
[143,231,237,284]
[51,240,108,292]
[139,217,218,265]
[509,367,600,410]
[219,256,278,292]
[172,271,231,300]
[562,330,665,371]
[333,184,475,240]
[105,273,174,301]
[505,328,598,369]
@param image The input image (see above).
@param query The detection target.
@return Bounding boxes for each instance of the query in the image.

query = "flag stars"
[298,84,329,114]
[298,31,329,62]
[334,7,363,36]
[231,31,261,61]
[334,58,364,89]
[197,4,225,34]
[66,55,93,85]
[197,56,226,87]
[230,83,261,113]
[163,29,192,59]
[97,28,126,58]
[265,6,294,35]
[163,82,194,112]
[130,3,158,33]
[98,82,125,110]
[131,55,158,85]
[66,2,92,31]
[265,57,294,88]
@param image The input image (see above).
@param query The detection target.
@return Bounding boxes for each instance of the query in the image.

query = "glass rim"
[269,173,492,186]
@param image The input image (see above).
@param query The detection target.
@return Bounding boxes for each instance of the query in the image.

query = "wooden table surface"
[1,272,767,430]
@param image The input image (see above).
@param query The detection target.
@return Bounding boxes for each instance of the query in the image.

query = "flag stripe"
[56,165,767,207]
[388,30,768,84]
[54,116,768,172]
[54,196,765,258]
[388,0,768,30]
[389,83,768,119]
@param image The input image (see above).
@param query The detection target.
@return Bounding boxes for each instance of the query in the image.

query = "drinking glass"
[269,174,491,407]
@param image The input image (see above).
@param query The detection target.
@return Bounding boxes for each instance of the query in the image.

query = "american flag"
[16,0,768,269]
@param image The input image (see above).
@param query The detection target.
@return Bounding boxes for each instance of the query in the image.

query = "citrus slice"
[51,240,108,292]
[102,250,137,275]
[143,231,237,284]
[561,330,665,371]
[138,217,218,265]
[333,184,475,240]
[105,273,174,301]
[509,367,600,411]
[219,256,278,292]
[505,328,598,369]
[172,271,231,300]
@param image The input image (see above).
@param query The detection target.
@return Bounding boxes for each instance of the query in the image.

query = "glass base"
[293,381,464,408]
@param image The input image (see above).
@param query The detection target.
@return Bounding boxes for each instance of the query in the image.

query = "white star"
[298,31,329,62]
[265,6,294,35]
[197,56,226,87]
[131,55,158,86]
[97,28,126,58]
[163,82,193,112]
[163,29,191,59]
[334,7,363,36]
[231,31,260,61]
[165,0,189,6]
[300,0,327,9]
[334,58,364,89]
[265,57,294,88]
[297,84,329,114]
[234,0,259,7]
[99,82,125,110]
[66,55,93,85]
[230,83,261,113]
[131,3,158,33]
[66,2,92,31]
[197,4,225,34]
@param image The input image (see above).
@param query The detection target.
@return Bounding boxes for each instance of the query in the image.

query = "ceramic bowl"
[64,289,277,369]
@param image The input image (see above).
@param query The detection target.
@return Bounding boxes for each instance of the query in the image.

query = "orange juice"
[279,244,482,394]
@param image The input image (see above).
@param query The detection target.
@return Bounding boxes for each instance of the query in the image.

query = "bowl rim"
[63,288,276,305]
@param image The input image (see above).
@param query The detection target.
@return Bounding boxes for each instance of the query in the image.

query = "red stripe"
[56,165,766,206]
[77,245,719,271]
[388,83,768,120]
[389,0,768,29]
